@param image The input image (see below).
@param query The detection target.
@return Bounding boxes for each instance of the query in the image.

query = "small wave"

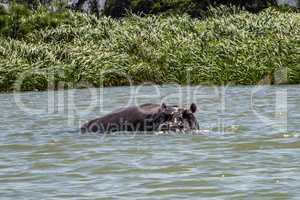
[274,131,300,139]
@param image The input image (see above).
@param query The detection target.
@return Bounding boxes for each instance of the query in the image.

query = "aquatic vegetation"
[0,6,299,91]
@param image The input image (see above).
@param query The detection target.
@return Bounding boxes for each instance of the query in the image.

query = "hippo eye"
[161,113,173,121]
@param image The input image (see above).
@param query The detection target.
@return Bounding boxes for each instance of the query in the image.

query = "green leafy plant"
[0,5,299,92]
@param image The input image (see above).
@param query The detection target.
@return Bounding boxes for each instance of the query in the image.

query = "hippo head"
[157,103,199,132]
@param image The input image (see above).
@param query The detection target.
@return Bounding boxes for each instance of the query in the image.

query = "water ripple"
[1,86,300,199]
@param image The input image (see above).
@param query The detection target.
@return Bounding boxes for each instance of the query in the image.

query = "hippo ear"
[190,103,197,113]
[161,103,167,111]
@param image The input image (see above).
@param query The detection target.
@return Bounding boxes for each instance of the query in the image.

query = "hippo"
[80,103,199,134]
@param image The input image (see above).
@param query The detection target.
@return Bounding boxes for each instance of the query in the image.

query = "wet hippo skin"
[81,103,198,134]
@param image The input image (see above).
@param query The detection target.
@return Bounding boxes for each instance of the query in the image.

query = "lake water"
[0,85,299,199]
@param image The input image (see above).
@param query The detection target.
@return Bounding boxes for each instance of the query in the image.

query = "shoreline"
[1,83,298,95]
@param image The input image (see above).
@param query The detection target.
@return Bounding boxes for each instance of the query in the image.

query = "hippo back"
[81,104,161,133]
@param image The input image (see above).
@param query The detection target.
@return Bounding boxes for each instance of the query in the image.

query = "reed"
[0,6,299,91]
